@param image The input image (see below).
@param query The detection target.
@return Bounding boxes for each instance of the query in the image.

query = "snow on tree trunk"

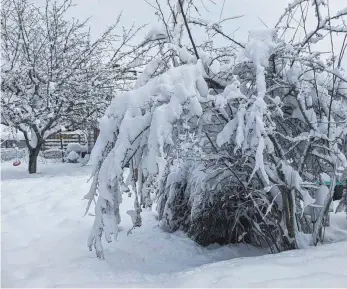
[85,63,206,258]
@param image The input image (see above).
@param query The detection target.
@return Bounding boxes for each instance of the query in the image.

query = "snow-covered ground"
[1,162,347,287]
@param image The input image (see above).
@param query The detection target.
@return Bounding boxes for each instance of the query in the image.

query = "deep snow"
[1,162,347,287]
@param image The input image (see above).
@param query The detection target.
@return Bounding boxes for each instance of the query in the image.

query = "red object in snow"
[13,161,21,166]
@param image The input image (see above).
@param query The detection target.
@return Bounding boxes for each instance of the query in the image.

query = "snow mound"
[1,164,347,287]
[67,151,79,162]
[66,142,87,153]
[171,241,347,287]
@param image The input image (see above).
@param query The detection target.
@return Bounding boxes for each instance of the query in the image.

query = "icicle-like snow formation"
[86,63,206,258]
[217,29,277,185]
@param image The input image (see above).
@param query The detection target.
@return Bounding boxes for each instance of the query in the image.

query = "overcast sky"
[65,1,344,39]
[25,0,346,66]
[60,0,346,63]
[67,0,290,39]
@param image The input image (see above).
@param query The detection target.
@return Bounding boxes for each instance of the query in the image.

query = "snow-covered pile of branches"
[86,0,347,258]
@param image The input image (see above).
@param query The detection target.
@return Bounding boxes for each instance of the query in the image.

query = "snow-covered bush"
[66,143,87,154]
[85,0,347,258]
[67,151,79,163]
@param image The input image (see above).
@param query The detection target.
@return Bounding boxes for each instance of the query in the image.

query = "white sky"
[65,1,345,39]
[64,0,347,63]
[68,0,289,39]
[29,0,347,64]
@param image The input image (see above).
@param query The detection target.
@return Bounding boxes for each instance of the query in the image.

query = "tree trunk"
[28,145,41,174]
[281,191,297,250]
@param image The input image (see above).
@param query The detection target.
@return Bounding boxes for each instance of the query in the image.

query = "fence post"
[60,133,64,162]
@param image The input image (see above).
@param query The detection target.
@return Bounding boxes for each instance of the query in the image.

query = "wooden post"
[60,133,64,162]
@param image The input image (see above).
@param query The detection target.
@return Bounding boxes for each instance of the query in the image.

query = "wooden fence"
[42,128,99,152]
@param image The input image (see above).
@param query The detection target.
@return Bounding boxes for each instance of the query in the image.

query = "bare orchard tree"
[1,0,151,173]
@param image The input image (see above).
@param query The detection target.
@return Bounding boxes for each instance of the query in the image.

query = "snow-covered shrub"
[85,0,347,257]
[66,143,87,154]
[67,151,79,163]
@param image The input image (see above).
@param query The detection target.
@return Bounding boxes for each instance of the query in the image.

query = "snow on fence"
[42,148,64,159]
[0,148,26,162]
[42,129,98,152]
